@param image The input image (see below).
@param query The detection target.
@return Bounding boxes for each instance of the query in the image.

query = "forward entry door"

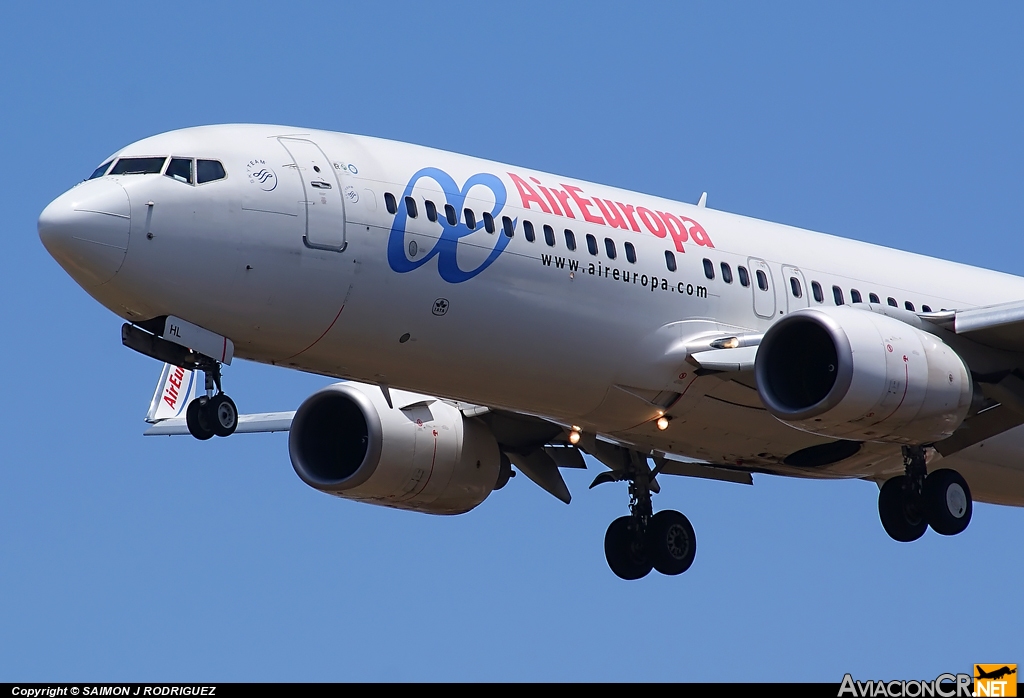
[748,257,776,319]
[279,138,346,251]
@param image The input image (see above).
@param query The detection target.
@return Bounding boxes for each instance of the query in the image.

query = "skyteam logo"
[387,167,513,283]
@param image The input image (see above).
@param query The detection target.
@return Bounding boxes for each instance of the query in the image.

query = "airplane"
[37,124,1024,580]
[975,666,1016,681]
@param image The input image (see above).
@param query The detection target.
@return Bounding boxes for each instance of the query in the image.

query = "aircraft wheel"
[604,516,652,580]
[878,476,926,542]
[186,398,215,441]
[924,468,972,536]
[646,510,696,576]
[208,394,238,437]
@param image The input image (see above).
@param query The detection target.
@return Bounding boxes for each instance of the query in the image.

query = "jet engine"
[288,382,503,514]
[754,305,972,444]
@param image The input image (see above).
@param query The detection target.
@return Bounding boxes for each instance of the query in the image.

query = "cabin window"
[444,204,458,226]
[887,297,897,307]
[703,259,715,280]
[756,269,769,291]
[425,200,437,222]
[625,242,636,263]
[544,225,556,247]
[833,285,844,305]
[605,238,617,259]
[483,211,495,233]
[738,266,750,287]
[405,197,418,218]
[502,216,514,237]
[811,281,824,303]
[905,301,916,311]
[665,250,677,272]
[196,159,226,184]
[88,160,113,179]
[851,289,862,303]
[564,229,576,251]
[721,263,733,284]
[790,277,803,298]
[384,192,397,214]
[110,157,166,175]
[586,234,598,255]
[464,208,476,229]
[524,220,536,242]
[922,305,932,313]
[869,293,880,304]
[165,158,193,184]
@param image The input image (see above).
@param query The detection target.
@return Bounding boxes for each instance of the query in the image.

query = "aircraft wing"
[924,299,1024,353]
[143,363,294,435]
[144,411,295,436]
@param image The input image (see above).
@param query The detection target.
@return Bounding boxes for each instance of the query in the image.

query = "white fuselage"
[38,124,1024,506]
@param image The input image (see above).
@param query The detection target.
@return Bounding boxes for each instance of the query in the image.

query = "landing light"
[656,416,671,431]
[569,428,581,445]
[711,336,740,349]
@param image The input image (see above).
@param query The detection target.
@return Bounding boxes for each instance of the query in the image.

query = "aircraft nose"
[38,178,131,287]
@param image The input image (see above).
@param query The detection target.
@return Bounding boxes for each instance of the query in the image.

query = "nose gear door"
[279,138,346,251]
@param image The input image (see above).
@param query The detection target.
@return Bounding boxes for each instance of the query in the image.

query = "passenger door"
[279,138,346,251]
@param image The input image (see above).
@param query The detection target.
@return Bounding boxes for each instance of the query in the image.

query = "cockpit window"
[88,161,113,180]
[197,159,226,184]
[109,157,167,175]
[165,158,194,184]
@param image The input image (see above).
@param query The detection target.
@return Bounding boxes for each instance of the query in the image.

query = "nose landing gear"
[877,446,972,542]
[184,362,238,440]
[595,451,697,580]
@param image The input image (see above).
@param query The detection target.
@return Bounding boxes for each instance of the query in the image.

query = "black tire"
[647,510,697,576]
[186,398,215,441]
[878,475,926,542]
[208,394,238,438]
[923,468,972,536]
[604,516,652,580]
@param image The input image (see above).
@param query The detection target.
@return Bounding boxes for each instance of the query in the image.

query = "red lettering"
[509,173,551,213]
[166,384,178,400]
[531,178,563,216]
[561,184,603,224]
[615,202,642,232]
[594,198,628,229]
[657,211,688,252]
[637,207,667,239]
[163,395,176,408]
[551,189,576,219]
[681,216,714,247]
[169,375,181,389]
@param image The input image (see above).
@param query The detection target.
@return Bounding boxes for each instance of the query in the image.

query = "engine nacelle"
[754,305,972,444]
[288,382,502,515]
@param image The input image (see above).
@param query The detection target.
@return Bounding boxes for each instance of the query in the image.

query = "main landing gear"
[185,361,238,441]
[596,452,696,580]
[877,446,972,542]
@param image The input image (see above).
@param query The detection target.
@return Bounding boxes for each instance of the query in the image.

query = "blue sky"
[1,1,1021,682]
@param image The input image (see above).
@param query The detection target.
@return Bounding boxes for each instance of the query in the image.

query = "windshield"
[88,160,112,180]
[109,157,167,175]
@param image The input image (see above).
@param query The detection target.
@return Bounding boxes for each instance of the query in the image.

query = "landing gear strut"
[184,361,238,440]
[600,452,696,580]
[877,446,972,541]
